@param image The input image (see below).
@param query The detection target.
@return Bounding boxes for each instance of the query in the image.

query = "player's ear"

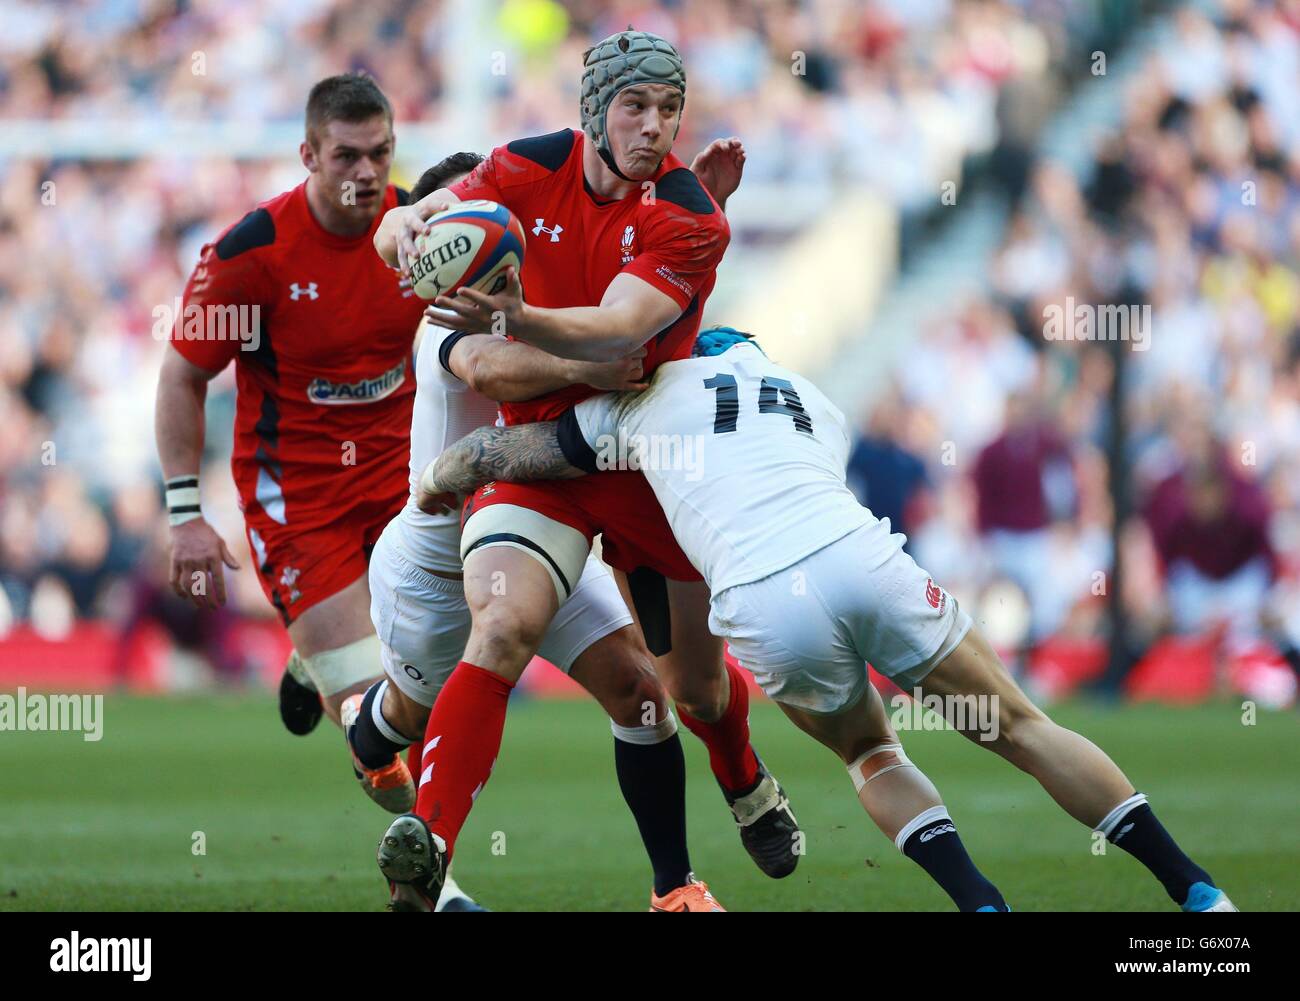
[300,139,318,173]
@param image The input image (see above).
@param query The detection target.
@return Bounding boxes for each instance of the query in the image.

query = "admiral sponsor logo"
[154,298,261,352]
[654,264,691,296]
[307,359,407,405]
[410,233,474,294]
[50,932,151,981]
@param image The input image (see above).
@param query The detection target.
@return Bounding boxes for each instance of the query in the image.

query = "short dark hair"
[410,152,484,202]
[305,73,393,147]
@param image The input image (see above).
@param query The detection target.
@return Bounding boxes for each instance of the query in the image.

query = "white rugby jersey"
[397,320,502,572]
[565,341,872,597]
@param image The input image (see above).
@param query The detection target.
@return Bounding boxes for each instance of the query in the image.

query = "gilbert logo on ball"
[410,200,527,300]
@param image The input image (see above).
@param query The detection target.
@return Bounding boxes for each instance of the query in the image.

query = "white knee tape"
[285,648,315,691]
[847,741,913,794]
[303,634,383,697]
[460,503,591,604]
[610,710,678,745]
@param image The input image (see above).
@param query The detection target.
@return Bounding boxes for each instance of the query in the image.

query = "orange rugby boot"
[341,694,416,813]
[649,875,726,912]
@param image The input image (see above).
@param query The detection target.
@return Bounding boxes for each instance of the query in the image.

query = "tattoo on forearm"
[430,422,577,492]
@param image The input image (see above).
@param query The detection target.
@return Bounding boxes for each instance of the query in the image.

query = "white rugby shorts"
[709,519,972,714]
[368,519,633,707]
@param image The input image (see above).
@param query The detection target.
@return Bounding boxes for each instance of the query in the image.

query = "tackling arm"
[429,269,682,363]
[441,329,647,402]
[511,273,681,361]
[416,422,581,512]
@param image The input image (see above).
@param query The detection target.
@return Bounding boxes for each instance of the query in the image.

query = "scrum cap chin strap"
[580,28,686,182]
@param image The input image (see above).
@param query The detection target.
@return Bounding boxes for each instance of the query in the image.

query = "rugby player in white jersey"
[418,328,1238,912]
[350,155,746,912]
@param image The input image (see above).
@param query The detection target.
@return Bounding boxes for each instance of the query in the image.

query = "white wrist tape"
[166,475,202,527]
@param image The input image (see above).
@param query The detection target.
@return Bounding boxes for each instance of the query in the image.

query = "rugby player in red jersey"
[371,31,802,908]
[154,78,494,906]
[350,152,754,913]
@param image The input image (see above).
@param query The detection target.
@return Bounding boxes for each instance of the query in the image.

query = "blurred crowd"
[848,0,1300,688]
[5,0,1290,696]
[0,0,1077,661]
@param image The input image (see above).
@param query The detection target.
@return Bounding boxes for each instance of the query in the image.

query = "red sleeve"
[622,210,729,310]
[449,134,567,206]
[170,239,270,373]
[449,152,505,203]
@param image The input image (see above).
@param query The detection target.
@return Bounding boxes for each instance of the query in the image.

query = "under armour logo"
[289,282,319,300]
[532,219,563,242]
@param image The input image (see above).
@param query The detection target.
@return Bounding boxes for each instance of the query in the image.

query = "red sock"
[678,659,759,793]
[414,661,514,857]
[405,740,422,785]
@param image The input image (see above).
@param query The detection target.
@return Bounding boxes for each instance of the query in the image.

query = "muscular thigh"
[461,546,560,679]
[289,572,375,659]
[536,555,635,672]
[915,628,1047,735]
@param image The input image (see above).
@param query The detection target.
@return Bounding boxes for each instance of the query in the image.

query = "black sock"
[613,731,693,897]
[1107,799,1212,906]
[901,812,1007,912]
[349,680,412,770]
[1278,640,1300,682]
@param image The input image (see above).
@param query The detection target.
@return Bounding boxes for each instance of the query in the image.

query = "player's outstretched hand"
[396,209,434,280]
[579,346,650,393]
[427,266,525,335]
[691,137,746,208]
[168,518,240,610]
[396,192,464,277]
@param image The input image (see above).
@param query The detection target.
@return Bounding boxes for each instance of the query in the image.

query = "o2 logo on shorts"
[924,578,947,615]
[403,664,426,685]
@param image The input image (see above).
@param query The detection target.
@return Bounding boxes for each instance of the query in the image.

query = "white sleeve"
[417,321,471,394]
[572,392,622,450]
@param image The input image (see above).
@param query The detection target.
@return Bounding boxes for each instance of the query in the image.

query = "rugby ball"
[409,200,527,300]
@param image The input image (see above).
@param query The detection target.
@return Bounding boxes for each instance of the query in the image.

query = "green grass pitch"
[1,693,1296,911]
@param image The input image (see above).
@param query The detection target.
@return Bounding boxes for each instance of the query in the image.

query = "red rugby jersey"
[449,128,730,424]
[171,182,424,527]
